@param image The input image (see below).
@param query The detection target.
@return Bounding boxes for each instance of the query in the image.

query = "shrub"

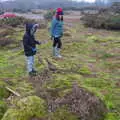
[0,38,15,47]
[81,13,120,30]
[81,2,120,31]
[0,16,35,27]
[44,10,55,21]
[0,28,16,47]
[105,15,120,29]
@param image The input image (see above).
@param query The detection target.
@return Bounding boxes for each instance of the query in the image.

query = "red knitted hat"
[56,8,63,12]
[56,8,64,15]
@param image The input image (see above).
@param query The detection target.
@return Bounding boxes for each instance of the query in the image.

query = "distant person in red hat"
[50,8,64,58]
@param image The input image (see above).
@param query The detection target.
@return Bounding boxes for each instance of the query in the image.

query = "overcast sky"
[1,0,96,2]
[73,0,95,2]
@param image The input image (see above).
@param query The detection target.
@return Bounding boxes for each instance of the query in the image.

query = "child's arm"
[50,19,57,37]
[33,36,41,45]
[34,40,41,45]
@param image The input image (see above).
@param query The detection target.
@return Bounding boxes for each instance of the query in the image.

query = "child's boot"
[53,47,56,56]
[56,48,62,58]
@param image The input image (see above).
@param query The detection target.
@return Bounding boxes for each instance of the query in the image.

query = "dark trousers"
[53,37,62,49]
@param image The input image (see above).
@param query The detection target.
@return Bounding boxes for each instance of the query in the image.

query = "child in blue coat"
[51,8,64,58]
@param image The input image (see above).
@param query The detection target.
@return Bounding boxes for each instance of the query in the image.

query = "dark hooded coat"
[23,24,39,56]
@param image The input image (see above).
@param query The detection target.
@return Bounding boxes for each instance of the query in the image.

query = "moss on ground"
[2,96,47,120]
[49,106,79,120]
[0,101,7,119]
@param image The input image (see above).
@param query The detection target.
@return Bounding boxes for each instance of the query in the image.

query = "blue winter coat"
[51,18,64,38]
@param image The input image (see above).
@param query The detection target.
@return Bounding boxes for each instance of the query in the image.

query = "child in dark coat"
[23,23,41,76]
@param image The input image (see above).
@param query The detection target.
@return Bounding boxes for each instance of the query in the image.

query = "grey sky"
[73,0,95,2]
[1,0,96,2]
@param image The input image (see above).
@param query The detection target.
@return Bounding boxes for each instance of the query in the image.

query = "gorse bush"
[81,3,120,30]
[0,38,15,47]
[81,14,120,30]
[44,10,56,20]
[105,15,120,29]
[0,16,35,27]
[0,28,16,47]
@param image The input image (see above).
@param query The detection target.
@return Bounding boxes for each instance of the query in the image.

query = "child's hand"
[32,48,37,52]
[51,36,53,40]
[61,33,63,37]
[35,40,41,45]
[38,41,41,45]
[51,36,54,40]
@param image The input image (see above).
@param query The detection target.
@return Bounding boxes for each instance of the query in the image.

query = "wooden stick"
[5,87,20,97]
